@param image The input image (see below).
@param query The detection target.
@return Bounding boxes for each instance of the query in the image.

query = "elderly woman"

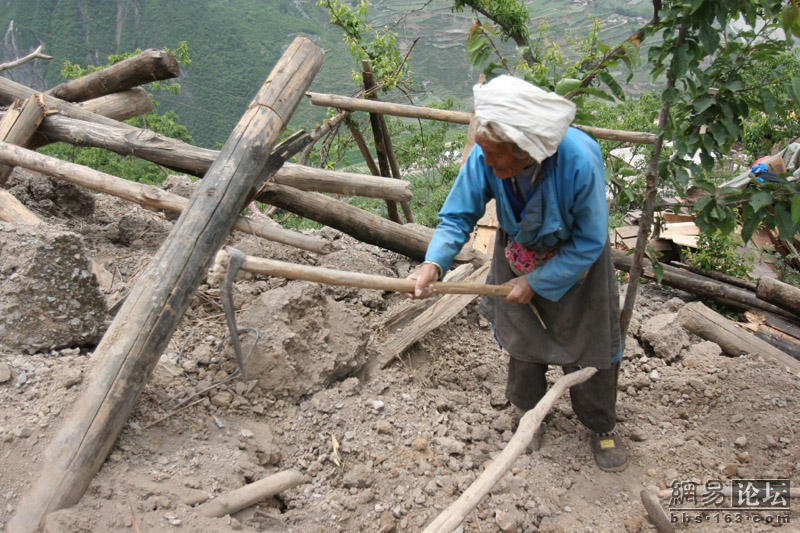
[407,75,626,472]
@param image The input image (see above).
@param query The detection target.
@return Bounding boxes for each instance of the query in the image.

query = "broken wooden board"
[379,262,490,368]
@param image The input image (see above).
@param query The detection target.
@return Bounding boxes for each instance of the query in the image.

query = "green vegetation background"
[1,0,651,147]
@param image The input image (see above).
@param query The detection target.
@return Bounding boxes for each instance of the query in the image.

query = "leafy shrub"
[685,231,754,279]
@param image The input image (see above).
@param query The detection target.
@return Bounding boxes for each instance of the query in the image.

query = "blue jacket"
[425,127,609,302]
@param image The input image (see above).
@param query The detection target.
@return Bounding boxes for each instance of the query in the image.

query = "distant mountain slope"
[1,0,652,147]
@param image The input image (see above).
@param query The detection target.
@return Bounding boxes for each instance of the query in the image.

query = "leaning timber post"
[361,60,401,223]
[7,36,323,533]
[0,94,45,186]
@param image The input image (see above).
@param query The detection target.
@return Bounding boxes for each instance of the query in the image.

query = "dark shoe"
[591,432,629,472]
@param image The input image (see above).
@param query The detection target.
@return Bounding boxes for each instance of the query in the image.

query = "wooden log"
[670,261,757,292]
[611,248,797,319]
[677,301,800,376]
[34,114,412,201]
[216,249,503,296]
[7,37,323,533]
[0,94,45,186]
[423,367,598,533]
[47,48,179,103]
[307,91,657,144]
[361,61,400,223]
[379,115,414,222]
[199,469,307,518]
[756,276,800,316]
[255,181,484,264]
[379,262,490,368]
[754,328,800,361]
[0,142,334,256]
[0,189,42,223]
[79,87,153,121]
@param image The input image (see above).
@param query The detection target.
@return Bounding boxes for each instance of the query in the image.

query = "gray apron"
[478,228,621,369]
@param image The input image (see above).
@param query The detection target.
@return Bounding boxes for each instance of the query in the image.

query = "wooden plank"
[7,36,324,533]
[0,189,42,223]
[677,301,800,377]
[379,262,490,368]
[0,94,45,186]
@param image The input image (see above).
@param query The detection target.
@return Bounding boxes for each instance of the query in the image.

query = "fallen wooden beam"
[423,367,598,533]
[35,114,412,201]
[611,248,797,320]
[199,469,307,518]
[670,261,757,292]
[307,91,657,144]
[256,181,484,263]
[0,94,45,185]
[47,48,179,103]
[677,301,800,377]
[379,262,490,368]
[7,36,323,533]
[756,276,800,316]
[78,87,153,121]
[0,189,42,224]
[0,141,333,254]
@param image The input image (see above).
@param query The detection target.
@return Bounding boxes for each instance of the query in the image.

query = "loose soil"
[1,186,799,532]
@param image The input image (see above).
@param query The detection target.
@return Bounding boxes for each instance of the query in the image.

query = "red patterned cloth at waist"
[504,241,557,276]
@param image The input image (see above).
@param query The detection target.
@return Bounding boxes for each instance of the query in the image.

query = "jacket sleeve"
[526,152,608,301]
[425,146,492,275]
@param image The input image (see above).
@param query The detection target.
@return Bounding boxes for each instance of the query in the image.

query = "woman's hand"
[403,262,440,299]
[503,275,535,304]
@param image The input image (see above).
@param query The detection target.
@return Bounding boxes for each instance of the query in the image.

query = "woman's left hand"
[503,275,535,303]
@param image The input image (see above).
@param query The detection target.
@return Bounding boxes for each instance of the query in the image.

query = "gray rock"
[0,223,106,353]
[0,363,11,384]
[434,436,465,456]
[342,464,373,488]
[639,313,690,362]
[495,507,523,533]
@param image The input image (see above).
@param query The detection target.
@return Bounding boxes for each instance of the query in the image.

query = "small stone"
[210,391,232,407]
[378,510,395,533]
[15,426,33,438]
[765,434,777,447]
[240,429,254,439]
[0,363,11,384]
[649,369,660,381]
[369,399,385,411]
[411,437,428,451]
[376,420,393,435]
[737,451,750,463]
[213,416,226,429]
[723,463,739,476]
[434,436,465,456]
[734,436,747,448]
[629,429,647,442]
[624,515,643,533]
[495,509,521,532]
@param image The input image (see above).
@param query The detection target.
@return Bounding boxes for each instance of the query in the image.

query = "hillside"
[1,0,653,147]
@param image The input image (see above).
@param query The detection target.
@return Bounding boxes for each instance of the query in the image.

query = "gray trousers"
[506,357,619,434]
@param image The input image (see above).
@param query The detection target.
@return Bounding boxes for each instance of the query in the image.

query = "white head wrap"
[473,75,576,163]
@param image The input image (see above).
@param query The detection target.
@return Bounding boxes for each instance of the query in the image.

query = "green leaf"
[555,78,581,96]
[749,191,773,212]
[693,96,714,114]
[774,202,796,241]
[698,24,719,54]
[580,87,615,102]
[741,209,765,244]
[709,122,727,145]
[792,194,800,225]
[761,88,777,116]
[673,44,689,78]
[693,194,713,213]
[790,77,800,106]
[598,71,624,100]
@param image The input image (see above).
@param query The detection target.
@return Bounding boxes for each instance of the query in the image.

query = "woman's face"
[476,133,534,179]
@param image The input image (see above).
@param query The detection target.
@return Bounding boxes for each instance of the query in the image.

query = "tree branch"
[0,45,52,72]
